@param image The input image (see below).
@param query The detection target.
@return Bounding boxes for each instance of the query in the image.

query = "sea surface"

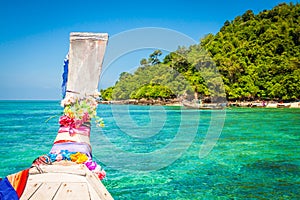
[0,100,299,199]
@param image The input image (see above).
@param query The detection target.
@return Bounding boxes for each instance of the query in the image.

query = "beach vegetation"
[102,2,300,101]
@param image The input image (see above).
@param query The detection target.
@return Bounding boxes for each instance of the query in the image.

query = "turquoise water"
[0,101,299,199]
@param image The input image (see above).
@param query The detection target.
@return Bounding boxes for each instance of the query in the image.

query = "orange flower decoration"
[70,152,88,164]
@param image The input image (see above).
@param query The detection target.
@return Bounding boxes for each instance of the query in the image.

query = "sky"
[0,0,298,100]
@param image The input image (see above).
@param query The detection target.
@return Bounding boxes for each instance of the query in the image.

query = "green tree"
[140,58,149,67]
[148,50,162,65]
[101,2,300,101]
[101,87,114,101]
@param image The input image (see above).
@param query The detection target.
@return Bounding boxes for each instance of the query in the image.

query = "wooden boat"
[20,161,112,200]
[249,102,266,108]
[182,100,225,110]
[277,103,291,108]
[0,32,113,200]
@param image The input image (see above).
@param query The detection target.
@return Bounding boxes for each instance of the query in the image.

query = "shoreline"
[99,99,300,108]
[228,101,300,108]
[99,98,182,106]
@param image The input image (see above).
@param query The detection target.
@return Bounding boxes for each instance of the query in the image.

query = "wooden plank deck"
[54,182,90,199]
[20,161,113,200]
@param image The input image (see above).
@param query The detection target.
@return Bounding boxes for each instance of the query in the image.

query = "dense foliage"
[102,3,300,101]
[201,2,300,100]
[102,64,193,100]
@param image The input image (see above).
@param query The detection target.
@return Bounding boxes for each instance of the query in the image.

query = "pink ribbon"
[58,125,90,136]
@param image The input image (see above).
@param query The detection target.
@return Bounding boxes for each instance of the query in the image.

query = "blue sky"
[0,0,298,100]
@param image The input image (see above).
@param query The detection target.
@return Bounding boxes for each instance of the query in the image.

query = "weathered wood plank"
[85,169,113,200]
[20,182,42,200]
[23,163,113,199]
[67,32,108,97]
[28,172,86,183]
[53,182,90,200]
[29,182,61,200]
[30,162,86,176]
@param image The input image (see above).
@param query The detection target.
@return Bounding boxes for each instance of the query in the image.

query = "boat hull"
[21,161,113,200]
[182,101,225,110]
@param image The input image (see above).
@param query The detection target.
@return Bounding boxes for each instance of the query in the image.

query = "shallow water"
[0,101,299,199]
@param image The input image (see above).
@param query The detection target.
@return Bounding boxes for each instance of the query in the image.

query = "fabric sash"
[50,142,92,159]
[58,125,90,136]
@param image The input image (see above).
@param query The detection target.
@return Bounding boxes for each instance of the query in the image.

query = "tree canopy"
[101,2,300,101]
[201,2,300,100]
